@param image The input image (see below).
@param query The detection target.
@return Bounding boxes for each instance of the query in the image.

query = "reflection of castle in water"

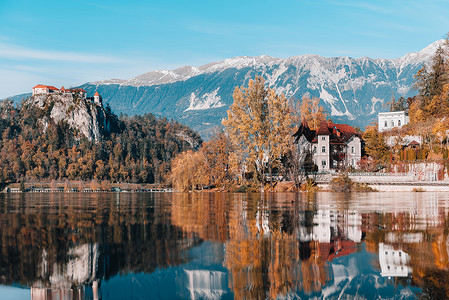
[0,193,200,300]
[184,270,227,299]
[31,244,101,300]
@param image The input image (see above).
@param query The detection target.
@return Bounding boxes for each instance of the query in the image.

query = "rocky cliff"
[24,93,110,142]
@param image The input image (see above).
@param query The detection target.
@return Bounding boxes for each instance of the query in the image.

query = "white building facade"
[378,111,409,132]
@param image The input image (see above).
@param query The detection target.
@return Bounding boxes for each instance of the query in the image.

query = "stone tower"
[94,91,102,106]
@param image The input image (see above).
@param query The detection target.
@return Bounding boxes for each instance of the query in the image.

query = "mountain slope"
[81,40,442,138]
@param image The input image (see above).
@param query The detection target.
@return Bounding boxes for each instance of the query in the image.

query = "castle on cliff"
[32,84,102,106]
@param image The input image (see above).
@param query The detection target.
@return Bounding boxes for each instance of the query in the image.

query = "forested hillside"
[0,97,201,185]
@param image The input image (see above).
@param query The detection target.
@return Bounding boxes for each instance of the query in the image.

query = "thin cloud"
[0,42,124,64]
[325,0,398,14]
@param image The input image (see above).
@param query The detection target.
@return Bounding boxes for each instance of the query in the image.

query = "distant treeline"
[0,101,202,184]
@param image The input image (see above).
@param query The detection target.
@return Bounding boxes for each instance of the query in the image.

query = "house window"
[313,146,317,154]
[321,160,326,166]
[322,146,325,153]
[391,121,394,127]
[351,159,354,165]
[321,136,326,141]
[351,146,355,154]
[384,121,387,128]
[398,120,401,126]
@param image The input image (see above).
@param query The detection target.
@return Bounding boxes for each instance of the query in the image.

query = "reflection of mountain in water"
[1,192,449,299]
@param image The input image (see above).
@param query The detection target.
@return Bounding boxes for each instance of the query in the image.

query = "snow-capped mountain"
[81,40,444,138]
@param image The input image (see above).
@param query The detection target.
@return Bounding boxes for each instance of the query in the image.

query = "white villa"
[294,120,362,172]
[378,111,409,132]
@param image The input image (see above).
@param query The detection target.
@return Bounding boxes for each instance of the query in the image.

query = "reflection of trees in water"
[2,192,449,298]
[0,193,197,292]
[171,192,346,299]
[362,199,449,299]
[171,192,449,299]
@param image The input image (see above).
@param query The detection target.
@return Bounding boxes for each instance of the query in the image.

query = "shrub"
[300,177,319,192]
[331,173,377,192]
[233,184,258,193]
[330,173,353,192]
[353,182,377,192]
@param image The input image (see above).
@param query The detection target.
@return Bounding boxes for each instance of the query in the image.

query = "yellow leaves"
[222,76,294,180]
[170,149,208,191]
[432,118,449,143]
[408,98,426,124]
[299,96,327,130]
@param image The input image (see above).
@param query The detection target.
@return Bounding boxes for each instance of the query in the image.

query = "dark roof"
[294,119,361,144]
[293,119,315,143]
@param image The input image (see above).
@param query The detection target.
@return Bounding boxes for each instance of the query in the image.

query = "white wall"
[378,111,409,132]
[315,135,330,172]
[33,87,48,95]
[346,136,361,167]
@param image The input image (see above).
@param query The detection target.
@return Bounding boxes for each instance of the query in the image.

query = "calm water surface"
[0,192,448,299]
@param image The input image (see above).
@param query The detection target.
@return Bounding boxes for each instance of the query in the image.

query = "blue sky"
[1,0,449,98]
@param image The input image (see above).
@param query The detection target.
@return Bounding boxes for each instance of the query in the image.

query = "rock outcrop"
[25,93,110,142]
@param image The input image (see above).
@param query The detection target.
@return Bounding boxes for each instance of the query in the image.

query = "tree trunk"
[269,162,273,190]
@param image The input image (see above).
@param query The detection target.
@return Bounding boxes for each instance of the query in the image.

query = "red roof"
[65,88,86,93]
[316,121,331,135]
[94,91,100,96]
[33,85,59,91]
[332,123,357,134]
[318,239,357,261]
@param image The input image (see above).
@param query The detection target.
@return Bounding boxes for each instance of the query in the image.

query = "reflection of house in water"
[31,244,101,300]
[297,209,362,244]
[378,243,411,278]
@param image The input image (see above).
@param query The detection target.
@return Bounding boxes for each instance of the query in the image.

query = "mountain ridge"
[93,40,443,88]
[81,40,445,138]
[5,40,445,139]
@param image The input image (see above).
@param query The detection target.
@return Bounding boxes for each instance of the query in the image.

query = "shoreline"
[3,180,449,193]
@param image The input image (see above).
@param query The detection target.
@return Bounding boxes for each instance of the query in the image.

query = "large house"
[293,120,362,172]
[378,111,409,132]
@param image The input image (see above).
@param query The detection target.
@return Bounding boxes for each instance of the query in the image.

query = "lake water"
[0,192,448,299]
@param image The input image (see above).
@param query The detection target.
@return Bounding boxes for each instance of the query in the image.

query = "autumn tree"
[414,44,449,117]
[170,150,208,191]
[222,76,293,188]
[299,95,327,130]
[202,129,234,188]
[362,125,390,169]
[387,96,408,112]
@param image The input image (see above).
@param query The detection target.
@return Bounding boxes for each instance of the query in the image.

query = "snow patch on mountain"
[93,40,445,90]
[320,88,344,116]
[185,88,224,111]
[370,97,383,114]
[80,39,447,138]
